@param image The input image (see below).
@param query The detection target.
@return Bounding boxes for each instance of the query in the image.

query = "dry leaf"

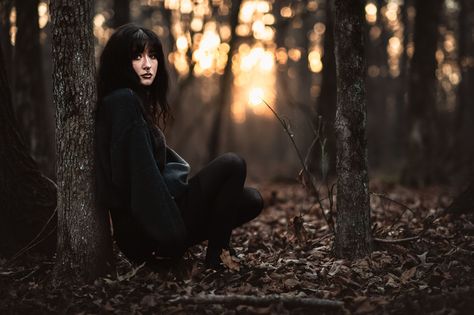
[220,250,240,272]
[401,266,417,283]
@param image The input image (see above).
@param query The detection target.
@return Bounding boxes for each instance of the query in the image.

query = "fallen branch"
[374,236,419,244]
[169,294,344,308]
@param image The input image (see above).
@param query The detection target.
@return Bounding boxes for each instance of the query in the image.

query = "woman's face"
[132,47,158,86]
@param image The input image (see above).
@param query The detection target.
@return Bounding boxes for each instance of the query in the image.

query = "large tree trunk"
[402,0,443,186]
[51,0,113,283]
[207,0,242,161]
[333,0,372,259]
[14,0,55,179]
[0,33,56,257]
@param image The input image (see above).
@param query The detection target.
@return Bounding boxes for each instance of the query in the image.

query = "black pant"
[176,153,263,251]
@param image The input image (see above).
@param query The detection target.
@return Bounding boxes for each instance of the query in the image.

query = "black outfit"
[95,88,263,264]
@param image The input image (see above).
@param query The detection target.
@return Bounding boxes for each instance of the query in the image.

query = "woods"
[1,0,473,313]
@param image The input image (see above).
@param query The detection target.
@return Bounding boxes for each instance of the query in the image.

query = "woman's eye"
[133,54,141,60]
[149,54,157,59]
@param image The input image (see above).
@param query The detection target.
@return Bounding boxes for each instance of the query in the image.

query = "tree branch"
[169,294,344,308]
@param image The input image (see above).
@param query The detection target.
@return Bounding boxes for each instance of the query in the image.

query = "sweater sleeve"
[103,89,187,253]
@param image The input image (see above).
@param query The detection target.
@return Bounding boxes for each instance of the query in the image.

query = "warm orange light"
[180,0,193,14]
[288,48,301,62]
[38,2,49,29]
[365,3,377,24]
[176,35,188,51]
[280,6,292,18]
[248,87,264,106]
[308,50,323,73]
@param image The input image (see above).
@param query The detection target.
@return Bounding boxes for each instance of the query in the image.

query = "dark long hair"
[97,23,170,126]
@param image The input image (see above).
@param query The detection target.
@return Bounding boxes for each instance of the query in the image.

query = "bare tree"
[13,0,55,178]
[402,0,443,186]
[0,36,56,257]
[207,0,243,161]
[333,0,372,259]
[113,0,130,28]
[453,0,474,181]
[315,0,337,176]
[0,0,13,80]
[51,0,113,282]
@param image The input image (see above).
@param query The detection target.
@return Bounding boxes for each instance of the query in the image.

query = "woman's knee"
[221,152,246,176]
[245,187,264,217]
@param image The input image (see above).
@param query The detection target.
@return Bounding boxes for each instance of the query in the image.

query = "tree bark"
[0,30,56,257]
[206,0,242,161]
[13,0,55,179]
[402,0,443,186]
[333,0,372,259]
[113,0,130,28]
[51,0,113,283]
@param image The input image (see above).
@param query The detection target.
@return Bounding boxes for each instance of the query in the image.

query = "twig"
[261,99,335,234]
[370,192,416,216]
[169,294,344,308]
[374,236,419,243]
[7,211,57,265]
[370,192,416,231]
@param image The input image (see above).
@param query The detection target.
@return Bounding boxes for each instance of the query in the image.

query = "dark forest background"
[1,0,472,187]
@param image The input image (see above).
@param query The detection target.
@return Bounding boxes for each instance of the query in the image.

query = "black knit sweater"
[95,88,188,261]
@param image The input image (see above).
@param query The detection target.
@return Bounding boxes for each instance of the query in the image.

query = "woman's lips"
[141,73,152,79]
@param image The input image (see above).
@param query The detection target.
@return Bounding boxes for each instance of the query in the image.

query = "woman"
[95,24,263,269]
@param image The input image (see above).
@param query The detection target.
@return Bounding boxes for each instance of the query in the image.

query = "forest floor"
[1,181,474,314]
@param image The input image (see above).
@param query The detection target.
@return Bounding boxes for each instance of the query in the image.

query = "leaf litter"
[1,181,473,314]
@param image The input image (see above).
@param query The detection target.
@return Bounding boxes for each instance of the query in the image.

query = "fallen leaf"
[401,266,417,283]
[220,250,240,272]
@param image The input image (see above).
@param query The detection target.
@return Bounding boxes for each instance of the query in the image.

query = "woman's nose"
[143,56,151,69]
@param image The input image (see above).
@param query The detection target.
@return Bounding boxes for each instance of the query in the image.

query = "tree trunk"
[113,0,130,28]
[51,0,113,283]
[402,0,443,186]
[453,0,474,181]
[0,32,56,257]
[366,0,390,170]
[315,0,337,177]
[394,0,411,166]
[333,0,372,259]
[207,0,242,161]
[0,0,13,80]
[14,0,55,179]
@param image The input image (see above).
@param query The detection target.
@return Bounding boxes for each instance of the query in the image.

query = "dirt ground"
[1,181,473,314]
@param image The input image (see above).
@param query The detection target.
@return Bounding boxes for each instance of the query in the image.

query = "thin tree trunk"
[13,0,55,178]
[0,0,13,81]
[366,0,389,170]
[51,0,113,283]
[207,0,242,161]
[315,0,337,177]
[113,0,130,28]
[402,0,443,186]
[394,0,411,165]
[333,0,372,259]
[0,33,56,257]
[454,0,474,181]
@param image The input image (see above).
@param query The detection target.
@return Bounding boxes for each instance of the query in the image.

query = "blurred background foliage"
[1,0,472,187]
